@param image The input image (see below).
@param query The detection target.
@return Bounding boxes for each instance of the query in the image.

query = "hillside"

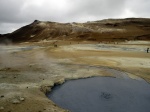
[0,18,150,43]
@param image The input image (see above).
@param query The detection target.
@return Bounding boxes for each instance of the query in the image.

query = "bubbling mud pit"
[47,75,150,112]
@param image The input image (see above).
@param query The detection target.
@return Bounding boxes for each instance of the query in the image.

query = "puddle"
[47,77,150,112]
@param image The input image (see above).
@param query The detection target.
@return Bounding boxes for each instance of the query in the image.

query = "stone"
[12,99,20,104]
[29,64,35,67]
[0,106,4,110]
[1,95,4,98]
[19,97,25,101]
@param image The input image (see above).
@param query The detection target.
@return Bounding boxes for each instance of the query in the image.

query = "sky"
[0,0,150,34]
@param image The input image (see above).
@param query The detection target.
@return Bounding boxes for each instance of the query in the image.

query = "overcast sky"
[0,0,150,34]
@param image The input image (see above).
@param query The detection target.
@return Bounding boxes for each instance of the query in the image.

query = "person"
[147,48,149,53]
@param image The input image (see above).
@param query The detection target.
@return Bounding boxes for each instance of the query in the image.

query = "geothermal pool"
[47,77,150,112]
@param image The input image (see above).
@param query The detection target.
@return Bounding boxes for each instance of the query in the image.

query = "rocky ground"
[0,40,150,112]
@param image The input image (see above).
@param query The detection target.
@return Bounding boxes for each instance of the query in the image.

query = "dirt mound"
[1,18,150,43]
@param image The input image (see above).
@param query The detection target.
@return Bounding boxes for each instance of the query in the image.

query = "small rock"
[19,97,25,101]
[29,64,35,67]
[0,106,4,110]
[12,99,20,104]
[2,76,6,78]
[1,95,4,98]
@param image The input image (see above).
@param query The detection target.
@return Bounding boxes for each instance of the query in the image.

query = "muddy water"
[47,77,150,112]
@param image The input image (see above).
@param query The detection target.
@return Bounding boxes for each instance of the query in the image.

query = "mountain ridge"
[0,18,150,43]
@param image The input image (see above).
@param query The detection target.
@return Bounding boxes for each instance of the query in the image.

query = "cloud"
[0,0,150,34]
[0,23,27,34]
[126,0,150,17]
[0,0,26,23]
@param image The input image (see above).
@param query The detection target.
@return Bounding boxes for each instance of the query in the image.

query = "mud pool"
[47,77,150,112]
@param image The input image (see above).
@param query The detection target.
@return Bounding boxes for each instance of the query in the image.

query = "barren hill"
[1,18,150,43]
